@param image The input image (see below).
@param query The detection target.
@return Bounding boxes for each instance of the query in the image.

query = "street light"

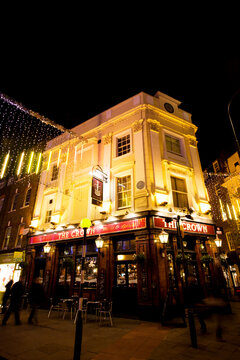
[74,218,91,360]
[95,235,104,249]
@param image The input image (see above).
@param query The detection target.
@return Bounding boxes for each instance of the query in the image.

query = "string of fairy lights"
[1,92,240,221]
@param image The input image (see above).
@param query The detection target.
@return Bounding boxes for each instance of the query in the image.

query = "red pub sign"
[29,217,147,245]
[153,217,215,235]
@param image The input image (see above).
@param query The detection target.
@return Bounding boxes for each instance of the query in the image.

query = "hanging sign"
[92,177,103,205]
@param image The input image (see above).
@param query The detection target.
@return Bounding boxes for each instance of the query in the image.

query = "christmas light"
[35,153,42,174]
[27,151,34,174]
[0,153,10,179]
[57,149,61,168]
[47,151,52,171]
[17,152,25,176]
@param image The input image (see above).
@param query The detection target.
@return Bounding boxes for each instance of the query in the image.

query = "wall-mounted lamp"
[95,235,104,257]
[43,242,51,254]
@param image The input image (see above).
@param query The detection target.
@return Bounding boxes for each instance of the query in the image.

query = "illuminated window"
[117,176,132,209]
[3,226,12,249]
[226,232,235,251]
[15,223,25,247]
[165,135,181,155]
[24,188,32,206]
[171,177,189,209]
[117,134,131,157]
[51,164,59,181]
[45,210,52,223]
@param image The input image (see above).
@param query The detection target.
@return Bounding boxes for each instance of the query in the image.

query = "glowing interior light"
[57,149,61,167]
[36,153,42,174]
[47,151,52,171]
[227,204,232,219]
[17,152,25,175]
[0,153,10,179]
[66,148,69,165]
[27,151,34,174]
[232,204,238,220]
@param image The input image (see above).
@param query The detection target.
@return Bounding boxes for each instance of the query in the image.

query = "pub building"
[27,91,219,319]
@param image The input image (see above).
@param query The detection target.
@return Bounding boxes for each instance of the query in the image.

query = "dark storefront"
[27,215,218,319]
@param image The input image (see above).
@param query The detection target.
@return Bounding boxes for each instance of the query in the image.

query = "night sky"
[1,30,240,172]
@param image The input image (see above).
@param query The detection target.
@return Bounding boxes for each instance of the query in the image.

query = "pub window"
[51,164,59,181]
[24,188,32,206]
[171,176,189,209]
[117,175,132,209]
[74,256,98,288]
[117,134,131,157]
[3,226,12,249]
[15,223,25,247]
[45,210,52,223]
[165,134,181,156]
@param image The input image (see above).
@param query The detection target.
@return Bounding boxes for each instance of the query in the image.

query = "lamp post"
[73,218,91,360]
[176,215,197,348]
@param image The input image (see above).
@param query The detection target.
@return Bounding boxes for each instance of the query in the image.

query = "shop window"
[117,133,131,157]
[2,226,12,249]
[45,210,52,223]
[115,239,136,252]
[117,175,132,209]
[165,134,181,156]
[171,176,189,209]
[15,223,25,247]
[51,164,59,181]
[24,188,32,206]
[74,256,98,287]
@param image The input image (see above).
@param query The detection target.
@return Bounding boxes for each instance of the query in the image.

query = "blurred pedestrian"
[2,276,24,325]
[186,276,207,334]
[1,279,13,314]
[28,277,45,324]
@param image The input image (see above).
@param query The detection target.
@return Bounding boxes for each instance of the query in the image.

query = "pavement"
[0,300,240,360]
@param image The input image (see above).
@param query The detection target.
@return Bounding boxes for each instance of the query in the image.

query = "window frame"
[113,130,132,159]
[165,134,182,156]
[3,226,12,249]
[24,187,32,207]
[45,209,52,223]
[15,223,25,248]
[171,176,189,209]
[10,191,19,211]
[116,175,132,209]
[51,164,59,181]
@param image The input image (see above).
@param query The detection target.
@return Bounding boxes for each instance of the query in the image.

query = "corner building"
[28,91,217,319]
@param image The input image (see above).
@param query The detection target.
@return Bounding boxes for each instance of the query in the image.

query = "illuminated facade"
[28,91,218,318]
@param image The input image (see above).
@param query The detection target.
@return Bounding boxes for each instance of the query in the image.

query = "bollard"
[73,310,83,360]
[187,308,198,348]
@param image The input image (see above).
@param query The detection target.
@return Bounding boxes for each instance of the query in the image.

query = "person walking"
[28,277,45,324]
[2,277,24,325]
[1,279,13,314]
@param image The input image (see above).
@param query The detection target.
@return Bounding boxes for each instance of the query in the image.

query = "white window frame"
[113,129,132,159]
[117,175,132,209]
[113,169,134,213]
[170,176,189,209]
[10,190,19,211]
[24,187,32,207]
[163,130,186,160]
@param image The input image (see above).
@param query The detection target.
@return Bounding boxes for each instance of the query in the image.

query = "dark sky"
[1,23,240,171]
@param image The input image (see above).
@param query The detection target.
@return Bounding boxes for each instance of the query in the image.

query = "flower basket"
[175,253,192,265]
[200,254,213,264]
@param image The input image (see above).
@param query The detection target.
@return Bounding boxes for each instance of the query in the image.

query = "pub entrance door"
[112,254,138,317]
